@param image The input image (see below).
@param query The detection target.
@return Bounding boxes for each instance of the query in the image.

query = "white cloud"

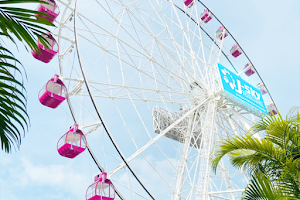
[1,157,92,200]
[19,158,90,197]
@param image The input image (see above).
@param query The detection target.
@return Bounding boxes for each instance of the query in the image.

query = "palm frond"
[243,171,281,200]
[0,0,56,153]
[0,0,54,51]
[0,43,28,152]
[243,171,300,200]
[212,107,300,199]
[211,135,285,173]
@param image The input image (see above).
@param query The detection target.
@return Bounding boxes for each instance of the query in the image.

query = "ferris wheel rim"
[72,0,155,199]
[56,1,126,199]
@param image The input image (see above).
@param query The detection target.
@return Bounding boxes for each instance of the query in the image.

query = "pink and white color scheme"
[216,25,228,40]
[35,0,60,22]
[244,63,255,76]
[39,74,67,108]
[230,44,242,58]
[184,0,194,8]
[32,33,58,63]
[57,124,87,159]
[267,103,277,116]
[200,8,213,23]
[86,172,115,200]
[257,82,267,95]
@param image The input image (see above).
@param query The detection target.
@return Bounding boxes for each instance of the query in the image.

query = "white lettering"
[235,79,243,94]
[244,85,250,94]
[254,91,261,100]
[250,87,256,98]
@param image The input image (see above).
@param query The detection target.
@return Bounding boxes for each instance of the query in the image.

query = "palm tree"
[0,0,54,153]
[211,107,300,199]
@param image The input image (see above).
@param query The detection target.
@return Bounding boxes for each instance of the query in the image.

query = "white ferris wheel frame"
[54,0,276,199]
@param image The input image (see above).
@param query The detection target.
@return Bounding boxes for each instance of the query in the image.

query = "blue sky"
[0,0,299,200]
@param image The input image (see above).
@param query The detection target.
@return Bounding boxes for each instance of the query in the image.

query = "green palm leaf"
[0,43,28,152]
[212,107,300,199]
[0,0,54,152]
[0,0,55,51]
[243,171,300,200]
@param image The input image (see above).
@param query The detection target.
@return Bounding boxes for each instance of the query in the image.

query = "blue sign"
[217,63,267,116]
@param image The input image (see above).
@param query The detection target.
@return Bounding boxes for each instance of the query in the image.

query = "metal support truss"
[152,107,201,147]
[109,98,209,178]
[197,100,216,200]
[174,110,198,200]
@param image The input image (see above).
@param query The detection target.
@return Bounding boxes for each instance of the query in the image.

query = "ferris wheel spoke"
[86,83,190,103]
[214,113,250,198]
[55,32,74,43]
[207,41,220,69]
[135,1,206,82]
[111,97,177,192]
[56,0,74,11]
[195,100,217,200]
[174,110,200,195]
[183,6,205,80]
[114,17,199,89]
[73,94,189,104]
[216,160,237,200]
[80,122,102,135]
[74,3,158,199]
[59,0,209,86]
[113,80,184,190]
[223,111,240,136]
[227,106,252,131]
[218,109,250,137]
[109,98,208,177]
[170,3,213,81]
[75,4,207,88]
[158,3,207,81]
[218,109,249,138]
[216,112,236,138]
[72,24,192,90]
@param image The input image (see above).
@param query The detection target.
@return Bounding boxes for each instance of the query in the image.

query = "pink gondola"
[267,103,277,116]
[184,0,194,8]
[230,44,242,58]
[216,25,228,40]
[39,74,67,109]
[257,82,267,95]
[57,124,87,159]
[35,0,60,22]
[32,33,58,63]
[244,63,255,76]
[200,8,213,23]
[86,172,115,200]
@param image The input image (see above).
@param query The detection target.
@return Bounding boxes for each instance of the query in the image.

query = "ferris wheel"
[35,0,277,199]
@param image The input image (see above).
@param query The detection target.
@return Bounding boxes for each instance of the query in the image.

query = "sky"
[0,0,299,200]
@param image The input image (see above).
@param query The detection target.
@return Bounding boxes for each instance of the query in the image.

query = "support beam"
[228,106,260,139]
[197,100,216,200]
[208,189,244,194]
[109,98,209,177]
[174,111,197,200]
